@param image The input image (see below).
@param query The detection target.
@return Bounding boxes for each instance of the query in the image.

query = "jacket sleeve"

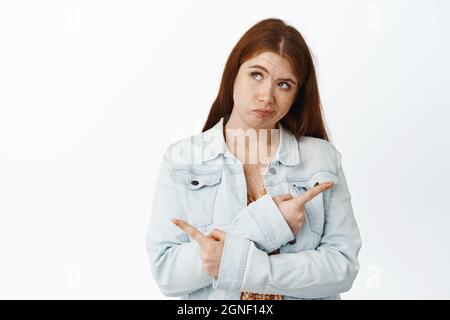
[218,193,295,253]
[145,152,212,297]
[145,151,294,297]
[212,156,363,298]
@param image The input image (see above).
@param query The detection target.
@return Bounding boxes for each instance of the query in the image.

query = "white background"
[1,0,449,299]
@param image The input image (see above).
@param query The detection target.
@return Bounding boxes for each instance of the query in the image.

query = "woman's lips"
[252,109,274,118]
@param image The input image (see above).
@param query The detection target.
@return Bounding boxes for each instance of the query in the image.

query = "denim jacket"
[145,117,362,300]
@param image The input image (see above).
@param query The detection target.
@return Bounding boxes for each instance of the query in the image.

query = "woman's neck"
[224,114,279,166]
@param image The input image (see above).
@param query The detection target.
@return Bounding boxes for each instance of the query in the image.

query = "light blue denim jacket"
[145,117,362,300]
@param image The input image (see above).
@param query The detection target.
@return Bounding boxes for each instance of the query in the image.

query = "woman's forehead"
[243,51,297,80]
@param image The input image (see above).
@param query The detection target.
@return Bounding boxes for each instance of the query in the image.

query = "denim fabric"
[145,117,362,300]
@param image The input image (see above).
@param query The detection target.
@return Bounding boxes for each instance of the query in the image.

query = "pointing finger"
[295,182,334,205]
[171,218,207,244]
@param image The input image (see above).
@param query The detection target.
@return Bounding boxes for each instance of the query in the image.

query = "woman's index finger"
[171,219,207,244]
[295,182,334,205]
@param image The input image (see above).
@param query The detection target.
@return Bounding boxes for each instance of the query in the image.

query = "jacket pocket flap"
[171,170,222,190]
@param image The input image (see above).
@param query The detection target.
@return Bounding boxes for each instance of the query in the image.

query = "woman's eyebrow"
[248,64,297,85]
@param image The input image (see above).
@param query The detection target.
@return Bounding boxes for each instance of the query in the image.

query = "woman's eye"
[250,72,290,90]
[250,71,263,80]
[278,82,290,90]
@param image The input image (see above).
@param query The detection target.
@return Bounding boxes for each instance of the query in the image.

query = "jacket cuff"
[248,194,295,251]
[212,233,250,290]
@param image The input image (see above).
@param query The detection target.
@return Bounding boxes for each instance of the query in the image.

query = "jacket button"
[191,180,199,186]
[269,167,277,175]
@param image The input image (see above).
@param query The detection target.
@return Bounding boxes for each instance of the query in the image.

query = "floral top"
[240,186,284,300]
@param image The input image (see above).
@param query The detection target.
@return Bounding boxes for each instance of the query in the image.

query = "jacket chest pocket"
[289,171,338,236]
[171,170,222,229]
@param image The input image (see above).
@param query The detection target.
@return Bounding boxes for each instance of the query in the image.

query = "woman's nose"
[258,82,275,104]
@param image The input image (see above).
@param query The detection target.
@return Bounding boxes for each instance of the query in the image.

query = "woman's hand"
[273,182,335,235]
[171,219,225,278]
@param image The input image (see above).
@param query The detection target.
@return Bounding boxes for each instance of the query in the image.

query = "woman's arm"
[213,162,363,298]
[145,153,212,297]
[145,151,294,297]
[217,193,295,252]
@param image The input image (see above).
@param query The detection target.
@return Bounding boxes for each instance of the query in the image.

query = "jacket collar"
[201,117,300,166]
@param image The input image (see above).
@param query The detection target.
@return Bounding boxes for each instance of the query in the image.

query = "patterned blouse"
[240,186,284,300]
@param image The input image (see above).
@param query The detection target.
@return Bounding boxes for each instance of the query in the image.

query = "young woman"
[145,18,362,300]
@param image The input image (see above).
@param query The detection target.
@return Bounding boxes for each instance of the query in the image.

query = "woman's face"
[230,51,299,129]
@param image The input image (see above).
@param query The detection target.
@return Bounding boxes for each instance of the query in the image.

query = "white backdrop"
[1,0,449,299]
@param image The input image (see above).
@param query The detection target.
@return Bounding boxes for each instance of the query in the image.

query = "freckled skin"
[227,51,299,131]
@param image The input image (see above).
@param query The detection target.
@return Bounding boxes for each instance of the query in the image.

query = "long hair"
[202,18,329,141]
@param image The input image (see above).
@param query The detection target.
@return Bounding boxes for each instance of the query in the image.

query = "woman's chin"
[248,120,277,131]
